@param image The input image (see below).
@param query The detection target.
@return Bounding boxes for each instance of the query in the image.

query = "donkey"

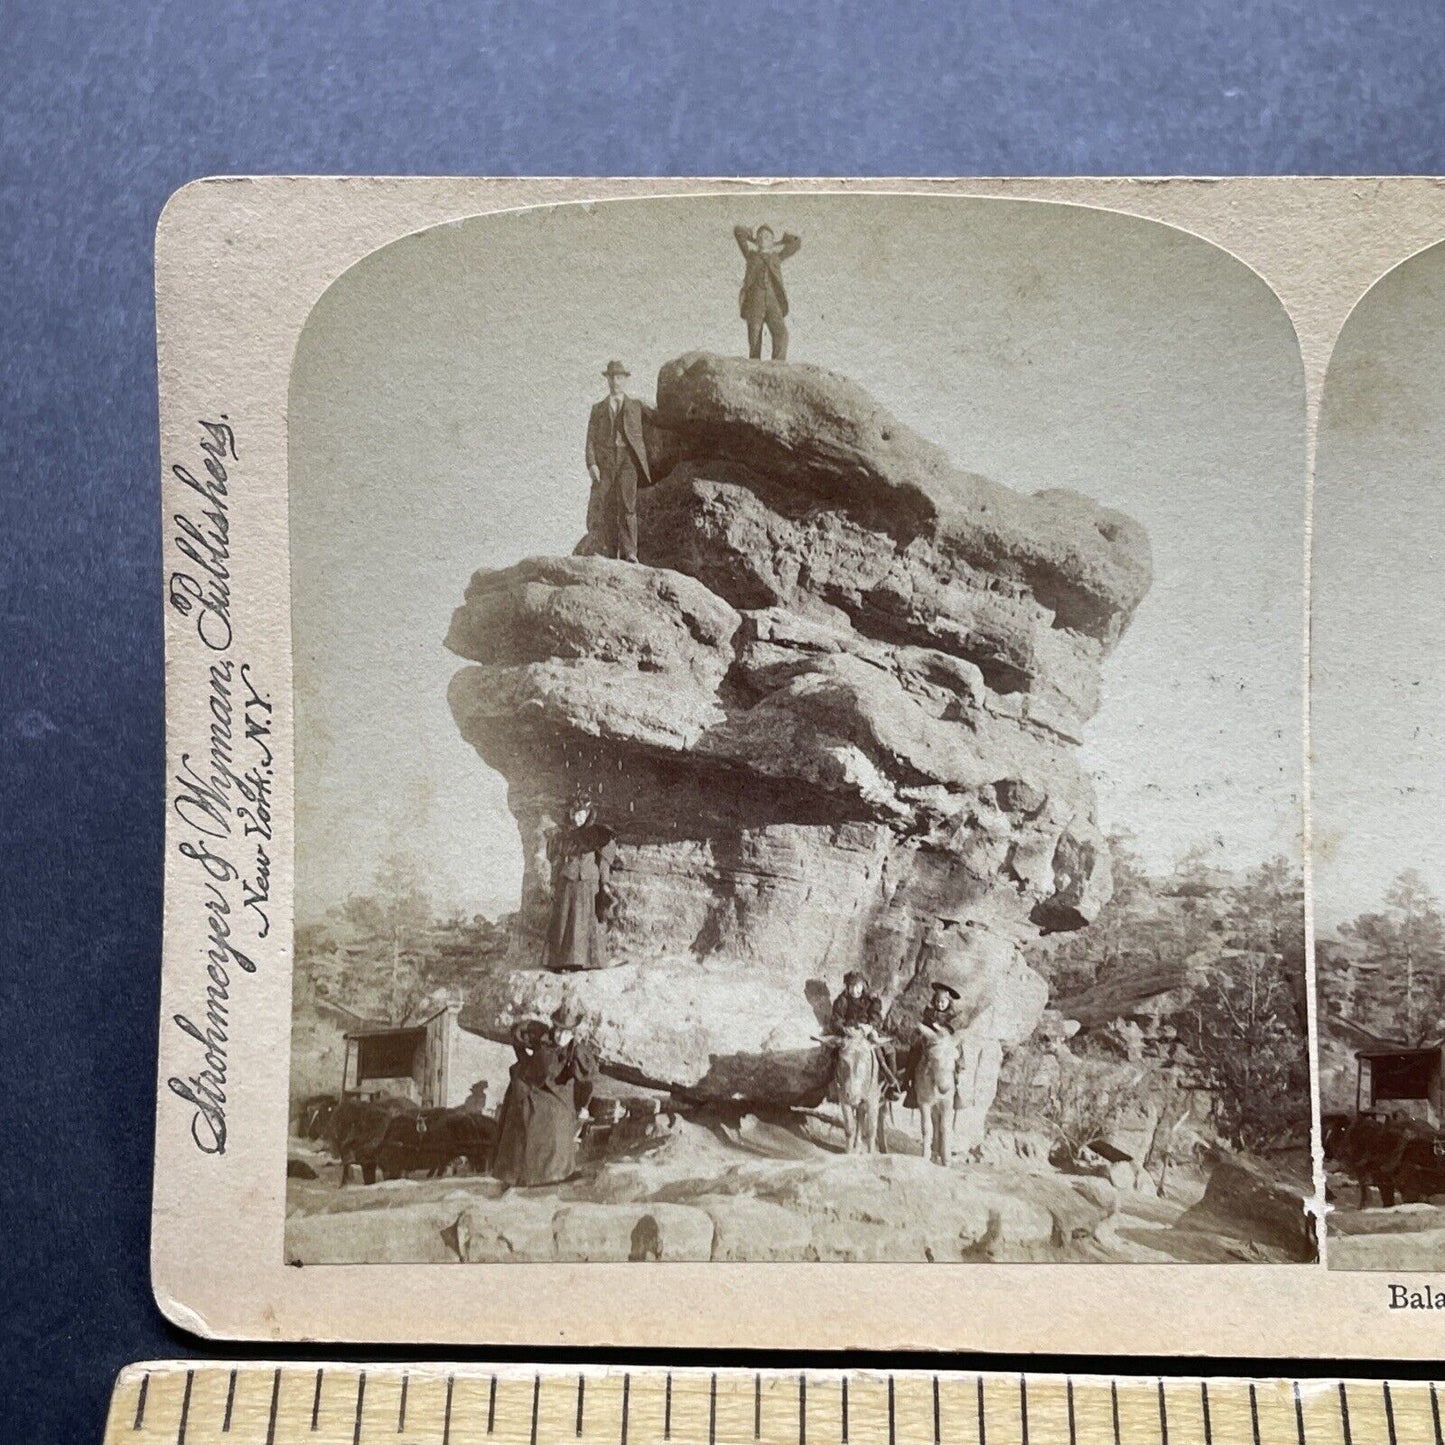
[832,1029,885,1155]
[914,1026,964,1167]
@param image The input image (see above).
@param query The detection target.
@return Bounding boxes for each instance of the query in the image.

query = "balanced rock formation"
[446,354,1150,1106]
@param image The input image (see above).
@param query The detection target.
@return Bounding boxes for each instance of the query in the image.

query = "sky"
[289,192,1305,922]
[1312,240,1445,930]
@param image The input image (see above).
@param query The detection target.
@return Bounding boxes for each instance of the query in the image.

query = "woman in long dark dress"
[543,804,617,972]
[491,1005,599,1187]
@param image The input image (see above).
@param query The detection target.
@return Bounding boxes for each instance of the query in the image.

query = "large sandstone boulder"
[649,354,1149,648]
[1174,1155,1315,1262]
[446,355,1149,1108]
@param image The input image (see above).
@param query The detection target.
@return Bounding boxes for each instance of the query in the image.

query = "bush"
[995,1040,1156,1164]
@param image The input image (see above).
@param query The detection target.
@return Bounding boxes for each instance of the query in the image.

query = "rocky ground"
[1325,1164,1445,1269]
[286,1109,1310,1266]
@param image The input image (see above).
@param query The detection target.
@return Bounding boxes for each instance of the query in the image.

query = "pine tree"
[1340,869,1445,1045]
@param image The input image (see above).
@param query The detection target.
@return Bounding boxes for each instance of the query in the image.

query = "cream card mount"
[154,176,1445,1350]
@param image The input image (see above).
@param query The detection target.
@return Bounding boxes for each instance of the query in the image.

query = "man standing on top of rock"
[584,360,653,563]
[734,224,801,361]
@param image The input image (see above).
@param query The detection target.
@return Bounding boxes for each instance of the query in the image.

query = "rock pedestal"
[446,354,1150,1106]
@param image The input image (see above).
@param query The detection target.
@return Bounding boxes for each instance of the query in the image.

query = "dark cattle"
[297,1093,339,1140]
[374,1107,498,1181]
[327,1095,420,1186]
[326,1085,496,1185]
[1396,1134,1445,1203]
[1326,1114,1442,1208]
[434,1106,498,1176]
[1320,1112,1352,1159]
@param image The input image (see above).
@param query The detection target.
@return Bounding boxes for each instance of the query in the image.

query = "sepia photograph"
[1313,238,1445,1270]
[279,192,1313,1267]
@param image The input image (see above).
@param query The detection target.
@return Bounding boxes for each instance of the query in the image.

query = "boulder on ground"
[1174,1155,1314,1261]
[445,355,1150,1115]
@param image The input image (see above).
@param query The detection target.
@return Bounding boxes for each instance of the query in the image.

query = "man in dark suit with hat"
[585,360,653,562]
[734,223,802,360]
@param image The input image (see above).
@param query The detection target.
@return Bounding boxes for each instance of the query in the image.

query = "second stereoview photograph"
[1314,237,1445,1271]
[280,192,1312,1266]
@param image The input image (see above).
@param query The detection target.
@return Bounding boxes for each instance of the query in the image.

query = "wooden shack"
[1354,1043,1445,1123]
[341,1002,501,1109]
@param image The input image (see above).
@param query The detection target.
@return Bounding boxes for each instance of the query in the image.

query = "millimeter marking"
[265,1368,280,1445]
[105,1364,1445,1445]
[178,1370,194,1445]
[352,1372,366,1445]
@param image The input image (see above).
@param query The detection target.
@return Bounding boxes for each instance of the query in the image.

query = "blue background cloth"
[3,0,1443,1436]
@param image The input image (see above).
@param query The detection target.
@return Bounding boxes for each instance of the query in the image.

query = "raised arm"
[778,232,801,260]
[510,1020,537,1060]
[733,224,756,256]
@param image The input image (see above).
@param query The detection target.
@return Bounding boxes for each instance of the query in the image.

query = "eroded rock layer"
[446,355,1150,1105]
